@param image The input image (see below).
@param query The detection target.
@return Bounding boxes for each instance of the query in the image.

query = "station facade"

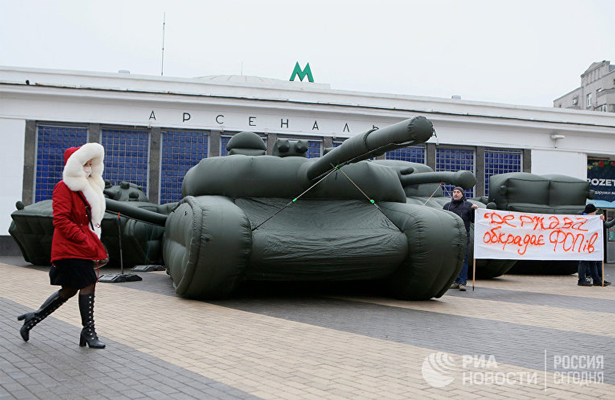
[2,66,615,250]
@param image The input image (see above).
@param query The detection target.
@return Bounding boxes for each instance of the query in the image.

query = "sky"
[1,0,614,108]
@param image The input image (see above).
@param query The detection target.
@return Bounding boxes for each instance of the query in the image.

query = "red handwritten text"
[548,230,599,253]
[482,226,545,255]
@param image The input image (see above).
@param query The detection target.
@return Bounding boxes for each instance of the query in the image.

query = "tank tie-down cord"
[333,166,404,233]
[251,166,340,232]
[252,159,409,232]
[423,182,444,206]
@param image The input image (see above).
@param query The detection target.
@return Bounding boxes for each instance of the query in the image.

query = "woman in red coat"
[18,143,108,349]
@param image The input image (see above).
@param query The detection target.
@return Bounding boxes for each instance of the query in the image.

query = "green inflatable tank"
[9,181,168,268]
[371,160,517,279]
[107,116,470,300]
[486,172,594,275]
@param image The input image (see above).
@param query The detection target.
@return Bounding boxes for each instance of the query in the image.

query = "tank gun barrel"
[105,198,167,226]
[306,116,434,181]
[399,170,476,189]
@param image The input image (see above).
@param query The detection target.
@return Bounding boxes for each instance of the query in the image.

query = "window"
[587,93,593,108]
[35,125,88,202]
[220,135,232,156]
[101,128,149,194]
[385,145,426,163]
[307,140,322,158]
[484,149,523,197]
[160,130,209,203]
[572,97,578,105]
[435,148,475,198]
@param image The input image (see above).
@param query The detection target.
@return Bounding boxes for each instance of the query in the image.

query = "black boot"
[17,290,67,342]
[78,293,105,349]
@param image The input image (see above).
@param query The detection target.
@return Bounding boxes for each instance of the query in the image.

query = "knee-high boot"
[17,290,67,342]
[78,293,105,349]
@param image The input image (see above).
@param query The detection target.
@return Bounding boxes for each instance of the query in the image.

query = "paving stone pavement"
[1,256,614,399]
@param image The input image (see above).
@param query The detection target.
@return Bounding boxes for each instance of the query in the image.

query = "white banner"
[474,209,603,261]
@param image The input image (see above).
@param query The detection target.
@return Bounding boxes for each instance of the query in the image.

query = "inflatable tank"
[485,172,594,274]
[9,181,169,268]
[107,116,471,300]
[370,160,517,279]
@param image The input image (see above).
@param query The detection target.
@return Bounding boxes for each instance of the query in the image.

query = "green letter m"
[290,62,314,82]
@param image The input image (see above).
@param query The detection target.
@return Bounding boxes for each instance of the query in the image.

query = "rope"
[252,140,423,232]
[422,182,444,206]
[251,166,340,231]
[334,167,404,233]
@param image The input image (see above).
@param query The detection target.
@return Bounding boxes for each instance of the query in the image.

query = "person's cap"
[453,186,464,193]
[584,203,597,214]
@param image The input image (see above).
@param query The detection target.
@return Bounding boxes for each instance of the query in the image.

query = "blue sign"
[587,159,615,201]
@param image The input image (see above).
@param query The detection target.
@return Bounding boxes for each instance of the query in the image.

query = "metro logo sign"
[290,62,314,82]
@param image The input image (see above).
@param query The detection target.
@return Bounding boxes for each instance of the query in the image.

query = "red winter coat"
[50,181,107,263]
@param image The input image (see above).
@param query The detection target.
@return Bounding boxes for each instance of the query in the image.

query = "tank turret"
[181,116,435,202]
[371,160,475,197]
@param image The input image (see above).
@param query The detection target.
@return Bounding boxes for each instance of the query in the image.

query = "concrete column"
[426,143,436,170]
[210,129,221,157]
[523,149,532,172]
[475,146,485,197]
[89,123,101,143]
[323,136,333,150]
[22,121,36,205]
[149,127,161,204]
[267,133,278,155]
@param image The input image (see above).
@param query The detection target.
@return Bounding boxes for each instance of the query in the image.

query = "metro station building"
[2,66,615,252]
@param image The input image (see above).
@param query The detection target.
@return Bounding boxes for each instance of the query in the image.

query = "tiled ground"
[1,256,614,399]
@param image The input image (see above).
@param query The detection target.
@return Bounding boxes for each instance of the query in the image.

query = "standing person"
[18,143,108,348]
[443,186,478,291]
[578,203,611,287]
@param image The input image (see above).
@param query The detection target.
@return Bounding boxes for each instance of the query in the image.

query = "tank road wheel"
[380,203,467,300]
[163,196,252,299]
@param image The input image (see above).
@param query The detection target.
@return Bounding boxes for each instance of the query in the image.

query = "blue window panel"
[385,145,426,163]
[160,131,209,204]
[307,140,322,158]
[484,149,522,197]
[35,125,88,202]
[101,128,149,194]
[220,136,232,156]
[333,140,344,148]
[436,148,475,198]
[221,134,267,156]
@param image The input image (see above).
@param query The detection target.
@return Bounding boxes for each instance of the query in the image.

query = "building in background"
[553,60,615,112]
[3,66,615,252]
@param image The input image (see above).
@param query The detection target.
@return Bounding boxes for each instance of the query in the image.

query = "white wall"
[531,150,587,179]
[3,67,615,236]
[0,118,25,234]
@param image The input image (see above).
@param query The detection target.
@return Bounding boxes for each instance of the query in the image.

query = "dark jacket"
[580,211,615,229]
[443,197,475,234]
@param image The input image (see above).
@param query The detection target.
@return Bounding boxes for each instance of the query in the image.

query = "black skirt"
[50,258,98,289]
